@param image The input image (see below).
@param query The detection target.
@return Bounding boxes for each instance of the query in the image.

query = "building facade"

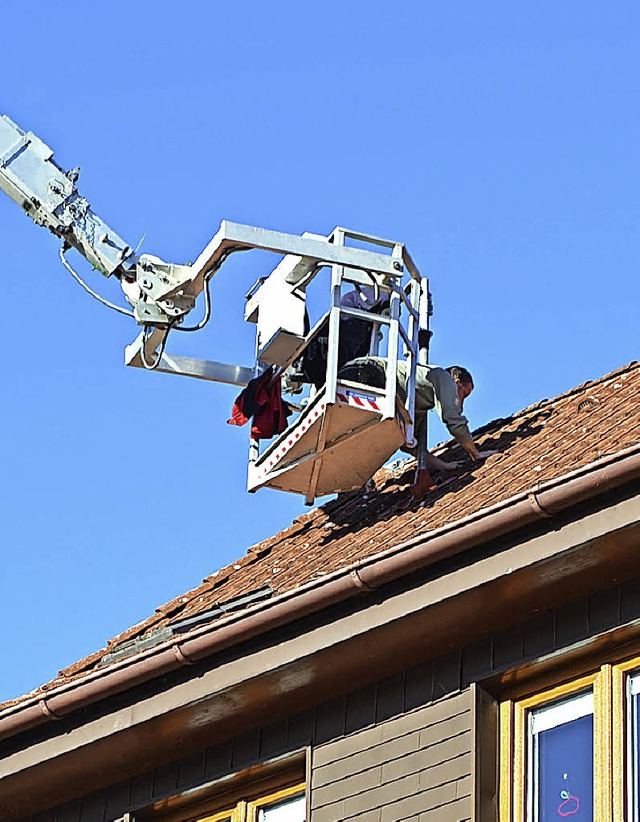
[1,363,639,821]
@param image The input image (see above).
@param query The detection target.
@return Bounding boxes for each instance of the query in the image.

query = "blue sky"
[0,2,638,703]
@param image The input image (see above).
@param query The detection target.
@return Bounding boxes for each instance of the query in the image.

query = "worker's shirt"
[339,357,473,444]
[396,362,472,444]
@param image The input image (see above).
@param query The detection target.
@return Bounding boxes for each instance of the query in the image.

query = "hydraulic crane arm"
[0,115,132,277]
[0,112,432,503]
[0,114,195,326]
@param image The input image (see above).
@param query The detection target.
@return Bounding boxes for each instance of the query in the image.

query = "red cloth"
[228,368,289,440]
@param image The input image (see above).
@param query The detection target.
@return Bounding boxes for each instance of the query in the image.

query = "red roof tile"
[2,361,639,710]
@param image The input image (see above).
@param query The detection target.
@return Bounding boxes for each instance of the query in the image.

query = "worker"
[338,358,497,498]
[398,363,494,460]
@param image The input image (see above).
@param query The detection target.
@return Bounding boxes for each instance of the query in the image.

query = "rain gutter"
[1,444,639,744]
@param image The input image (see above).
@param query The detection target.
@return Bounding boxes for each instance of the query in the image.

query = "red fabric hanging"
[228,367,290,440]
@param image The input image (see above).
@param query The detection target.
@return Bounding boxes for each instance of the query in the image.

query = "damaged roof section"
[100,585,274,665]
[1,361,639,711]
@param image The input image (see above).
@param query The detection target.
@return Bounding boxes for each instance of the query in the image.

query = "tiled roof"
[3,361,639,711]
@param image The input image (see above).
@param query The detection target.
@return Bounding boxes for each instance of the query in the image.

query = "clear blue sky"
[0,2,638,703]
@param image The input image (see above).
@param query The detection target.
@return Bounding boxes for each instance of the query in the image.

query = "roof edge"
[1,443,639,744]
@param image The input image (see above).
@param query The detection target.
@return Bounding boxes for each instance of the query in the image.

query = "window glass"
[528,691,594,821]
[628,673,640,821]
[257,793,306,821]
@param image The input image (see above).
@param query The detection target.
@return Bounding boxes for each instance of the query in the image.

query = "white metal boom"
[0,113,432,503]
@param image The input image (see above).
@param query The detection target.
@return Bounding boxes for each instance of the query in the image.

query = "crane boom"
[0,112,432,503]
[0,114,196,326]
[0,114,133,277]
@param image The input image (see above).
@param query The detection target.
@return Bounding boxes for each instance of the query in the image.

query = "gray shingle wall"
[311,692,471,821]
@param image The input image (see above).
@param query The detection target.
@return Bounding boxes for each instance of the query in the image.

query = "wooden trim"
[594,664,613,822]
[245,782,305,820]
[611,654,640,820]
[515,671,597,712]
[611,664,626,822]
[499,699,514,822]
[611,652,640,821]
[473,684,499,822]
[194,808,236,822]
[499,661,601,704]
[612,652,640,675]
[304,745,312,822]
[513,697,527,822]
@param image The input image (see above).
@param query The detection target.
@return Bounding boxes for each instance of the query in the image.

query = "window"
[527,690,594,819]
[139,757,307,822]
[250,785,306,821]
[194,783,306,822]
[499,658,640,821]
[194,782,305,821]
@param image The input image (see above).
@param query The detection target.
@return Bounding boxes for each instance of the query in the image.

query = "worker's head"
[447,366,474,407]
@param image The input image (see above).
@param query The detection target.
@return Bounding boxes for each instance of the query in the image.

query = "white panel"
[629,671,640,697]
[258,793,306,821]
[531,691,593,735]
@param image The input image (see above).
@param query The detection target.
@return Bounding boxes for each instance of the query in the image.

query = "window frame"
[612,655,640,822]
[137,751,307,822]
[194,782,306,822]
[499,669,614,822]
[196,809,240,822]
[245,782,306,821]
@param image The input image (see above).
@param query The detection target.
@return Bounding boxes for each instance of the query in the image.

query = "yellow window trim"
[193,783,305,822]
[499,699,514,822]
[196,806,241,822]
[246,782,306,820]
[611,653,640,821]
[499,652,640,822]
[502,671,603,822]
[612,664,626,822]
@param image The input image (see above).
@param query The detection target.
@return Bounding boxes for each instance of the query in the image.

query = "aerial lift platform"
[0,114,431,503]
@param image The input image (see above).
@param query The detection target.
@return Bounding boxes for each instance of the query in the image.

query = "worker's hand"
[475,449,498,460]
[426,456,462,471]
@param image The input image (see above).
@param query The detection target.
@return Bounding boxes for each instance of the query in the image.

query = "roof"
[2,361,640,713]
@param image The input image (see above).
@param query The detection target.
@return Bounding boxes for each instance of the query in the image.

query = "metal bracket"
[137,256,193,301]
[125,331,255,385]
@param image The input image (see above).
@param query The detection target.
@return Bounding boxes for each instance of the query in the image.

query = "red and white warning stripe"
[336,391,381,411]
[259,401,327,475]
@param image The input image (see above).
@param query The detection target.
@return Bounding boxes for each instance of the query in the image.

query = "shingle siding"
[311,692,471,821]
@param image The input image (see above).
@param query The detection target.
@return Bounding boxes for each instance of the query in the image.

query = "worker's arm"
[430,369,497,462]
[425,452,462,471]
[457,436,497,461]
